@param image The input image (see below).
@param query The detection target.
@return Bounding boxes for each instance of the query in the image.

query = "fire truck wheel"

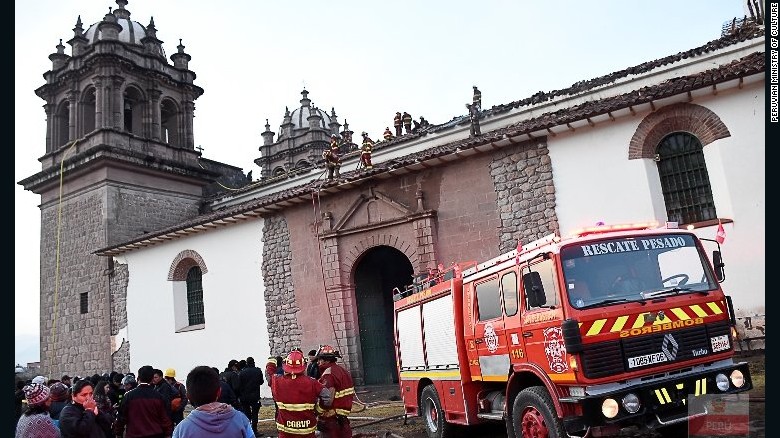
[511,386,564,438]
[420,384,453,438]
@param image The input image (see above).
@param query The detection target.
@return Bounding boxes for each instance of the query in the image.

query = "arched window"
[168,250,208,331]
[656,132,717,225]
[123,86,144,135]
[160,99,180,146]
[80,87,96,136]
[54,101,70,149]
[186,266,205,326]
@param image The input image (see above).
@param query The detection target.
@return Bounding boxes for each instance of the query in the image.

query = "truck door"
[471,275,510,381]
[519,256,574,381]
[500,269,528,365]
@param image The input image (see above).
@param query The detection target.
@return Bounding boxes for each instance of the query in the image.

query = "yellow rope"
[49,139,81,369]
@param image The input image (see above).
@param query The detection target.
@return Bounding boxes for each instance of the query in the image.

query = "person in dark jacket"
[218,360,241,401]
[237,357,264,435]
[152,369,178,422]
[305,350,320,379]
[211,367,239,410]
[59,380,114,438]
[49,382,71,425]
[113,365,173,438]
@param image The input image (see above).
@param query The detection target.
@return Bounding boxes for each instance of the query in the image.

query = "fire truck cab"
[393,222,751,438]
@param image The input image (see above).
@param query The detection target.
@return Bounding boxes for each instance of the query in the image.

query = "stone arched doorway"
[353,245,413,385]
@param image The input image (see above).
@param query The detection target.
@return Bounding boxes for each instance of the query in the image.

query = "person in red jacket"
[314,345,355,438]
[266,349,331,438]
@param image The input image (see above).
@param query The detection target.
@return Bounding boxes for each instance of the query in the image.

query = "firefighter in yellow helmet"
[314,345,355,438]
[266,349,331,438]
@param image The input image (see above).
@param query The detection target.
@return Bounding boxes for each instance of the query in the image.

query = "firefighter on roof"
[323,134,342,179]
[472,85,482,110]
[393,112,402,137]
[266,350,331,438]
[383,127,393,141]
[402,112,412,135]
[360,132,374,169]
[314,345,355,438]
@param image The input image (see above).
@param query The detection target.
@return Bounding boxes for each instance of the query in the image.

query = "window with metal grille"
[80,292,88,314]
[186,266,205,326]
[656,133,717,225]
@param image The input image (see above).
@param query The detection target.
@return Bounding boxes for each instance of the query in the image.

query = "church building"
[19,1,765,389]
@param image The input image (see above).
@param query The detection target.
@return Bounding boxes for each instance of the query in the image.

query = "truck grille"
[581,320,731,379]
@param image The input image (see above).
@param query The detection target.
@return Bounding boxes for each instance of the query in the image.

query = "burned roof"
[95,26,765,256]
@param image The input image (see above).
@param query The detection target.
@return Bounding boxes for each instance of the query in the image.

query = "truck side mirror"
[523,271,546,307]
[712,250,725,282]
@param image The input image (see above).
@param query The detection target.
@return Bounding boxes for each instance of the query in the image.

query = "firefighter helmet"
[314,344,341,360]
[283,349,307,374]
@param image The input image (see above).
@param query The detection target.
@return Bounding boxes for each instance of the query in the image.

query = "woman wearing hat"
[48,382,71,425]
[15,382,61,438]
[58,379,114,438]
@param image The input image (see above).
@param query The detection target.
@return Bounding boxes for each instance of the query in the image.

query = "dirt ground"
[244,353,765,438]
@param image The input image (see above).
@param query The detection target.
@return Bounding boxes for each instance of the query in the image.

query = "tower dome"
[286,89,333,133]
[83,0,165,57]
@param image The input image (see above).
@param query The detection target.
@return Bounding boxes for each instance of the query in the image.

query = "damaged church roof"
[95,25,765,257]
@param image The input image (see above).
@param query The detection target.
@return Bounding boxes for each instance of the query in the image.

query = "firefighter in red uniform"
[266,349,331,438]
[314,345,355,438]
[402,112,412,135]
[323,135,341,179]
[383,127,393,141]
[360,132,374,169]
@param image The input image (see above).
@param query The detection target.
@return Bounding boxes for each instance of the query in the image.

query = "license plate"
[628,352,668,368]
[711,335,730,352]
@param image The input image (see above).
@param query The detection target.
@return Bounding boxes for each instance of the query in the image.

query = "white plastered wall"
[549,81,764,324]
[116,218,272,397]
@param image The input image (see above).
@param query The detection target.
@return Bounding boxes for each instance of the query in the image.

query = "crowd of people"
[15,345,355,438]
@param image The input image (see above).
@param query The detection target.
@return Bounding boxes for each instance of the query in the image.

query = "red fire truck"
[392,222,752,437]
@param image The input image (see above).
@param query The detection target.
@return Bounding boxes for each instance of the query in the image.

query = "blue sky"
[15,0,749,366]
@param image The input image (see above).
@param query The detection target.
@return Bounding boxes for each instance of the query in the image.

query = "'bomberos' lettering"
[620,317,704,337]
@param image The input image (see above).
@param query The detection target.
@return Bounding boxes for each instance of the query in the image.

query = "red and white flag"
[715,220,726,244]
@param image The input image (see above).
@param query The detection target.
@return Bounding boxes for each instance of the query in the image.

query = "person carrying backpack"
[164,368,188,426]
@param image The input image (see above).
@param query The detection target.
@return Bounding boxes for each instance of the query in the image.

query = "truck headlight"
[716,373,730,391]
[730,369,745,388]
[621,393,640,414]
[601,398,619,418]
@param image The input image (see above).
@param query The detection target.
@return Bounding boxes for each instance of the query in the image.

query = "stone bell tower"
[18,0,220,376]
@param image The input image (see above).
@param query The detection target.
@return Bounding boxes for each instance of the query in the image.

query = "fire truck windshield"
[561,233,717,309]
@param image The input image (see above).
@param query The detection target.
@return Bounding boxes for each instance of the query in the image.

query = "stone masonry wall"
[109,262,130,373]
[106,186,202,246]
[262,215,302,354]
[490,140,559,253]
[39,191,112,377]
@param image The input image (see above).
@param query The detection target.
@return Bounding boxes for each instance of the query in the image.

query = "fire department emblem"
[484,323,499,353]
[543,326,569,373]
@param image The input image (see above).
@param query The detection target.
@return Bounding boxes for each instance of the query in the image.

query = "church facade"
[20,1,765,385]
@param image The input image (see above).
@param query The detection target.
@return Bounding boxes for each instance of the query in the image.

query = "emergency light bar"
[461,233,558,277]
[569,221,660,237]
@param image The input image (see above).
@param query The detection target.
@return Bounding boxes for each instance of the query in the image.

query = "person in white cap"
[32,375,47,385]
[15,383,60,438]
